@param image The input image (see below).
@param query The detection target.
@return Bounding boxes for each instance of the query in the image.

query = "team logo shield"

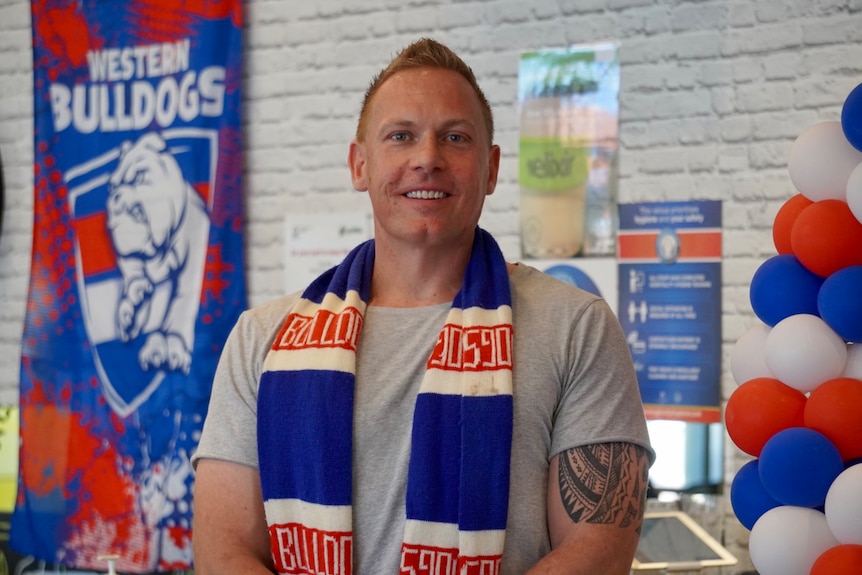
[67,128,216,417]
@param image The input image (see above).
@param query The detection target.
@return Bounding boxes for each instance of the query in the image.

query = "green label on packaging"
[519,137,589,192]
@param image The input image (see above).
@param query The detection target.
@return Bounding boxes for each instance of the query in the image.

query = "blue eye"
[391,132,409,141]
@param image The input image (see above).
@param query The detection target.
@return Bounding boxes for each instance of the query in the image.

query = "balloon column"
[727,82,862,575]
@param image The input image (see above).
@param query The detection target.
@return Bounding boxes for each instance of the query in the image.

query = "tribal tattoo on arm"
[557,442,651,532]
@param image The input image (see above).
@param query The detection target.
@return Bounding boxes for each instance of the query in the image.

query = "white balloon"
[765,314,848,392]
[847,162,862,225]
[825,464,862,545]
[750,506,839,575]
[731,322,774,385]
[843,344,862,379]
[788,121,862,202]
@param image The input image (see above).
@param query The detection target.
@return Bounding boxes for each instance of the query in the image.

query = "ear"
[348,140,368,191]
[485,144,501,196]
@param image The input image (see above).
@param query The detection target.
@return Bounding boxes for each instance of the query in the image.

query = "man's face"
[348,67,500,250]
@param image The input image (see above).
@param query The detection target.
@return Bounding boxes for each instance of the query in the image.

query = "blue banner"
[617,200,722,423]
[13,1,245,571]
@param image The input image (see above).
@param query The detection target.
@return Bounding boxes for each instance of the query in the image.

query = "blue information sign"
[617,201,722,422]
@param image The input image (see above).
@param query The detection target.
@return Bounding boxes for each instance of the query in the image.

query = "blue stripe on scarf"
[406,394,513,530]
[258,369,354,505]
[303,240,375,304]
[454,228,511,311]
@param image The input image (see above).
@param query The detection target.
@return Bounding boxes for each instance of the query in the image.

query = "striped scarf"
[257,227,514,574]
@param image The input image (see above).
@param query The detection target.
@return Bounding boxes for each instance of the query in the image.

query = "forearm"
[193,459,275,575]
[524,531,636,575]
[194,551,275,575]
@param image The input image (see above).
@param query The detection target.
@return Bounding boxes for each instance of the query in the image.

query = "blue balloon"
[759,427,844,508]
[749,254,824,327]
[730,459,781,530]
[818,265,862,343]
[842,82,862,152]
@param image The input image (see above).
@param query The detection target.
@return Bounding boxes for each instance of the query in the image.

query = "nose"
[411,136,446,173]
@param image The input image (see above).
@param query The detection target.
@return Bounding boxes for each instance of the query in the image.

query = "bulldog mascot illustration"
[107,132,210,375]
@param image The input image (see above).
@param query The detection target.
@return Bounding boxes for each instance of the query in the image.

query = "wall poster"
[15,1,246,571]
[617,200,723,423]
[518,42,620,260]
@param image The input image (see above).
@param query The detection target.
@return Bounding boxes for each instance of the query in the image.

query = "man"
[192,38,653,574]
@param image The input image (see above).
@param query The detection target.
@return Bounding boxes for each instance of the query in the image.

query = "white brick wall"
[1,0,861,571]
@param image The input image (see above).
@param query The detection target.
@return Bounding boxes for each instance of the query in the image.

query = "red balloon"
[805,377,862,461]
[773,193,813,254]
[811,544,862,575]
[791,199,862,277]
[724,377,807,457]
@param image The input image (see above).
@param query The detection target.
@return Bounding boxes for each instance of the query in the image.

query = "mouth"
[404,190,449,200]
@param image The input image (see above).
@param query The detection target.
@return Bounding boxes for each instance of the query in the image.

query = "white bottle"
[98,554,120,575]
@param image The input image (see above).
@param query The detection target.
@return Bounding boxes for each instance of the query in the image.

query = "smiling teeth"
[406,190,447,199]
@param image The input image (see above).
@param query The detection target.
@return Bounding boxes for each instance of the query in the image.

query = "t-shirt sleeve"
[550,297,654,463]
[191,296,297,470]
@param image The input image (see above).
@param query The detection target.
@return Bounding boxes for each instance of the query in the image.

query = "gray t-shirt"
[193,263,652,574]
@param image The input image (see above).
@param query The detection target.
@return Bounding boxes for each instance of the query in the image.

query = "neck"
[369,244,471,307]
[367,243,516,308]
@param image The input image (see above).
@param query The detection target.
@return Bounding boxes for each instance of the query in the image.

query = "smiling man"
[191,38,653,575]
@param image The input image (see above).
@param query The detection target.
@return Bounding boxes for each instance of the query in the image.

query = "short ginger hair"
[354,38,495,144]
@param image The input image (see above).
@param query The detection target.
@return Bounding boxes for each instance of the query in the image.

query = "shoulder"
[509,262,612,319]
[510,262,601,298]
[232,293,303,346]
